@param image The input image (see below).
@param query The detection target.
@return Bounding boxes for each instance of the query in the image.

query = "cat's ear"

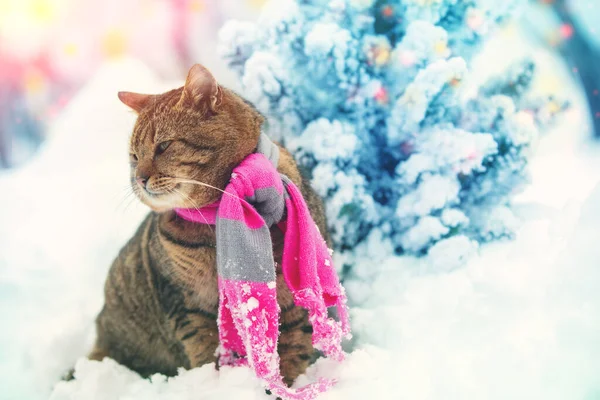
[178,64,222,112]
[118,92,154,113]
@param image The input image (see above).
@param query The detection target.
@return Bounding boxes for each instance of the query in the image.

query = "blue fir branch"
[218,0,565,277]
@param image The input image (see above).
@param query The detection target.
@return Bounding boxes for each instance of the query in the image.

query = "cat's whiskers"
[170,177,242,202]
[172,187,215,235]
[116,186,138,213]
[113,183,135,202]
[122,191,139,213]
[133,177,216,234]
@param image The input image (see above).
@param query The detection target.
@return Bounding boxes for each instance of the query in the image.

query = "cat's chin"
[137,192,183,213]
[147,204,175,213]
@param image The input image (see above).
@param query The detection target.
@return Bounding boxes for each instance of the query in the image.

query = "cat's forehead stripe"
[132,116,154,150]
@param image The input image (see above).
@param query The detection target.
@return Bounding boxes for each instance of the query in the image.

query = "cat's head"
[119,64,264,212]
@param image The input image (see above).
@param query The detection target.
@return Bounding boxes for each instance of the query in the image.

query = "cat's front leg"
[277,304,315,386]
[170,307,220,368]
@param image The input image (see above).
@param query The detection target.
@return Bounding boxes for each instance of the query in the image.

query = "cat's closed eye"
[129,153,138,163]
[156,141,172,155]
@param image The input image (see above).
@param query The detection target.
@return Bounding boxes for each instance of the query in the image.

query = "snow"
[288,119,358,163]
[246,297,259,311]
[396,175,460,218]
[50,358,267,400]
[2,44,600,400]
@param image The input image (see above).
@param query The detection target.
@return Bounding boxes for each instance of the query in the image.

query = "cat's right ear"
[118,92,153,113]
[177,64,222,112]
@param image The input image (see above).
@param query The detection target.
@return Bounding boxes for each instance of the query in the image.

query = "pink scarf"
[174,134,350,400]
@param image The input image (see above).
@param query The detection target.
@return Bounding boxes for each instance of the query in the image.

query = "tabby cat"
[89,64,330,386]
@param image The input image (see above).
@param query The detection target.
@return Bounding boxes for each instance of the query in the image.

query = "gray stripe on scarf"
[215,132,287,283]
[280,175,292,197]
[216,218,276,282]
[257,133,279,167]
[245,187,285,227]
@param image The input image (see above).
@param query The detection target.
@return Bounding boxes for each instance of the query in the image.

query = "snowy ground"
[2,30,600,400]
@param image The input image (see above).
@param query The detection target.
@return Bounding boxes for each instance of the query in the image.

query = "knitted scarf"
[174,134,350,400]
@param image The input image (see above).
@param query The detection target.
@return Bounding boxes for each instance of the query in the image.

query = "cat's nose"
[136,176,149,188]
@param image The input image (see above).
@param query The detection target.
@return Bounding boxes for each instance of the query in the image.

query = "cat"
[88,64,330,386]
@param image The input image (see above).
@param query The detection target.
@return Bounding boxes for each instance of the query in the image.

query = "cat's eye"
[156,141,173,155]
[129,153,138,163]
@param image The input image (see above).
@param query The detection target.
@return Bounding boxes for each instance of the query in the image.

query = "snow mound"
[50,358,266,400]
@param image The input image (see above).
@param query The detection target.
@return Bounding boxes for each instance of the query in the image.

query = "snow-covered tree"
[218,0,565,283]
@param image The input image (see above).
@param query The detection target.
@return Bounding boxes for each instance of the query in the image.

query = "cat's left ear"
[178,64,222,112]
[118,91,154,113]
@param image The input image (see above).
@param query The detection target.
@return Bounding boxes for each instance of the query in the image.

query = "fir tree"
[219,0,566,296]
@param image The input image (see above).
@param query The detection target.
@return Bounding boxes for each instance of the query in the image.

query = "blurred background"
[0,0,599,170]
[0,0,598,170]
[0,0,265,169]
